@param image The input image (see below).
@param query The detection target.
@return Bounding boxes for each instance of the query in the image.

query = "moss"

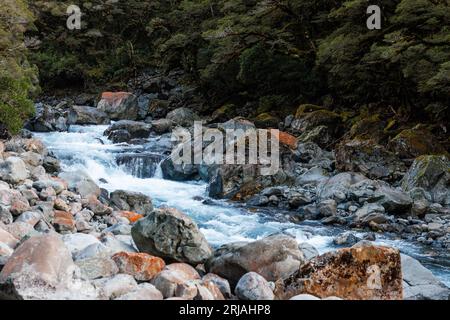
[254,113,280,128]
[295,104,325,118]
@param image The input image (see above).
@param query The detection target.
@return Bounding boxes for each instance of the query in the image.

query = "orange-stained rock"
[119,211,143,223]
[112,251,165,281]
[277,131,298,149]
[53,210,75,232]
[275,244,403,300]
[98,92,138,121]
[101,92,133,104]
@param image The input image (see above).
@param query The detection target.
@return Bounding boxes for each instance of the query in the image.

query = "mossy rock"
[299,125,332,149]
[291,110,342,135]
[349,114,386,142]
[401,155,450,204]
[388,126,447,159]
[211,104,236,122]
[295,104,326,119]
[254,113,280,128]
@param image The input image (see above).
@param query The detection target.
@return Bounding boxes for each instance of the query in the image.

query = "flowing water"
[34,125,450,286]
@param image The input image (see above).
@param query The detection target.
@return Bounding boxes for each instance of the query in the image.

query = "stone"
[318,199,337,217]
[166,263,201,280]
[95,273,138,299]
[15,211,42,226]
[388,127,446,159]
[151,118,173,134]
[118,211,143,223]
[401,254,450,300]
[203,273,232,298]
[54,198,72,212]
[115,283,163,300]
[20,151,43,167]
[291,110,342,136]
[275,245,403,300]
[104,120,153,140]
[87,196,112,216]
[73,243,111,261]
[100,234,137,255]
[68,105,110,125]
[110,190,153,216]
[152,268,199,298]
[59,170,100,199]
[318,172,367,202]
[112,252,165,281]
[289,294,321,300]
[0,234,77,299]
[206,234,305,287]
[235,272,275,300]
[276,131,298,149]
[97,92,139,121]
[298,243,319,261]
[53,210,76,232]
[0,242,13,266]
[1,222,35,241]
[166,107,200,127]
[76,256,119,280]
[0,228,19,249]
[333,232,361,246]
[132,207,212,265]
[0,157,29,184]
[9,196,30,216]
[401,155,450,205]
[62,233,102,258]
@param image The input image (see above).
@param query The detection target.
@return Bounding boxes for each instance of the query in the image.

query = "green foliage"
[0,0,37,134]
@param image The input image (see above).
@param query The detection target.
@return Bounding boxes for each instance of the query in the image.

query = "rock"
[318,172,367,202]
[235,272,275,300]
[0,228,19,249]
[166,107,200,127]
[291,110,342,137]
[290,294,321,300]
[0,234,77,299]
[97,92,139,121]
[275,245,403,300]
[0,157,29,184]
[401,254,450,300]
[401,155,450,205]
[1,222,35,241]
[375,184,412,213]
[100,234,137,255]
[160,155,199,181]
[20,151,43,167]
[112,252,165,281]
[104,120,152,141]
[68,106,110,125]
[62,233,102,258]
[59,170,100,199]
[275,131,298,149]
[115,283,163,300]
[76,256,119,280]
[355,203,388,225]
[333,232,361,246]
[9,196,30,216]
[298,243,319,261]
[53,210,76,233]
[110,190,153,216]
[206,234,305,287]
[203,273,232,298]
[15,211,42,226]
[73,243,111,261]
[95,273,138,299]
[199,280,225,300]
[335,139,406,181]
[0,242,13,266]
[0,206,13,224]
[118,211,143,223]
[388,127,446,159]
[166,263,201,280]
[132,207,212,265]
[107,129,131,143]
[87,196,112,216]
[43,156,61,174]
[151,119,173,134]
[296,167,329,186]
[33,178,66,194]
[318,199,337,217]
[152,266,200,298]
[298,125,333,149]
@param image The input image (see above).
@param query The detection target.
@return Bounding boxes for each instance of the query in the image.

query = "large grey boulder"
[104,120,152,141]
[68,106,110,125]
[401,254,450,300]
[318,172,367,202]
[166,107,200,127]
[205,233,305,287]
[97,92,139,121]
[131,207,212,265]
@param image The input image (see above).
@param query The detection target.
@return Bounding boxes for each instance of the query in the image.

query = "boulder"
[401,254,450,300]
[235,272,275,300]
[62,233,102,258]
[76,256,119,280]
[333,232,361,246]
[151,119,173,134]
[0,228,19,249]
[166,107,200,127]
[152,267,200,298]
[68,106,110,125]
[132,207,212,265]
[94,273,138,299]
[59,170,100,199]
[335,139,406,181]
[388,127,446,159]
[275,244,403,300]
[318,172,367,202]
[401,155,450,205]
[115,283,163,300]
[203,273,232,298]
[104,120,152,141]
[291,110,342,137]
[97,92,139,120]
[112,252,165,281]
[53,210,76,233]
[205,234,305,287]
[109,190,153,216]
[0,157,29,184]
[289,293,321,300]
[0,234,77,299]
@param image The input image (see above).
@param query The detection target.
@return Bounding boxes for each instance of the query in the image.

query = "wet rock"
[110,190,153,216]
[275,244,403,300]
[68,106,110,125]
[401,254,450,300]
[97,92,139,121]
[401,155,450,205]
[132,207,212,265]
[43,156,61,174]
[333,232,361,246]
[0,157,29,184]
[206,234,305,287]
[166,107,200,127]
[107,129,131,143]
[104,120,152,141]
[0,234,77,299]
[160,155,199,181]
[112,252,165,281]
[115,283,163,300]
[76,256,119,280]
[235,272,275,300]
[151,119,173,134]
[335,139,406,181]
[59,170,100,199]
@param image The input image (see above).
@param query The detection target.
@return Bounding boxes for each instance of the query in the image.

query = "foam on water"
[35,125,450,286]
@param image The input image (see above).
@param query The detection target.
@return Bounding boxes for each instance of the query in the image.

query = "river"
[34,125,450,286]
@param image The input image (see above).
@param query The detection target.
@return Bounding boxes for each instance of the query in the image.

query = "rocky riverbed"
[1,73,449,300]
